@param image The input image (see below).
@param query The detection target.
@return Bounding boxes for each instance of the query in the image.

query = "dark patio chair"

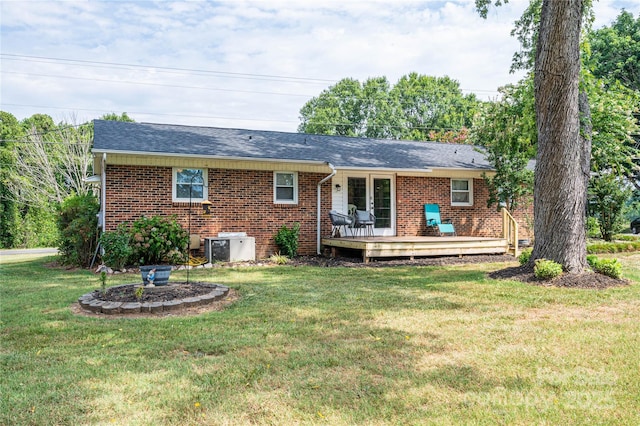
[354,209,375,237]
[424,203,456,236]
[329,210,354,237]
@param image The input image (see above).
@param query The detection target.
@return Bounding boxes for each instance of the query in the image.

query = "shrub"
[20,207,59,248]
[588,256,623,279]
[518,248,532,266]
[587,241,640,254]
[129,215,188,266]
[274,222,300,258]
[612,234,640,242]
[99,224,133,270]
[586,254,599,268]
[534,259,563,280]
[269,252,290,265]
[586,216,600,238]
[57,194,100,267]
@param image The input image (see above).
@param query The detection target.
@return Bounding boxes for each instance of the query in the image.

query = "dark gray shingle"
[93,120,492,171]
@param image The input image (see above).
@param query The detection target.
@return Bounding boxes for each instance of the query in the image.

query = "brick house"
[92,120,532,260]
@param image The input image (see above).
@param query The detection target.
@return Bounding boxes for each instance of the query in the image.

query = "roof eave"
[92,149,330,166]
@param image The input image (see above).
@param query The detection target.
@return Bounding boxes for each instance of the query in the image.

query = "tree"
[0,111,134,249]
[477,0,590,273]
[8,119,94,206]
[587,10,640,192]
[100,112,135,122]
[588,10,640,92]
[531,0,589,273]
[471,77,536,211]
[587,79,640,239]
[0,112,24,248]
[588,173,631,241]
[298,78,368,137]
[298,73,479,141]
[390,73,480,141]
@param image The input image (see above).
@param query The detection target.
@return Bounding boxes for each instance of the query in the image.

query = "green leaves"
[471,76,536,212]
[298,73,480,142]
[274,222,300,258]
[129,215,189,266]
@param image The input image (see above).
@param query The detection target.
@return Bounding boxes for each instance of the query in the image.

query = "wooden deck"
[321,235,512,263]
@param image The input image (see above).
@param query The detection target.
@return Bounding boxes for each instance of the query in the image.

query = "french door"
[347,174,395,236]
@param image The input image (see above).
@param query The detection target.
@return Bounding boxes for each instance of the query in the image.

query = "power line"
[1,53,502,97]
[1,71,318,98]
[3,69,497,104]
[1,53,336,85]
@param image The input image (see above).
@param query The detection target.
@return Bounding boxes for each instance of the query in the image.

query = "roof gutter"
[317,162,336,255]
[101,153,106,233]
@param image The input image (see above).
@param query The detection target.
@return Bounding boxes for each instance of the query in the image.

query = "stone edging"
[77,283,230,315]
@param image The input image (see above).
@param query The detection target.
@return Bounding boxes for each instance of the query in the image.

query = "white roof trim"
[92,149,329,166]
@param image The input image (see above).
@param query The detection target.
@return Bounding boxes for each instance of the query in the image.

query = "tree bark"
[531,0,588,273]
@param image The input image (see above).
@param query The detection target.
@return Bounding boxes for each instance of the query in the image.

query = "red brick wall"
[104,166,533,259]
[104,165,332,259]
[396,176,533,240]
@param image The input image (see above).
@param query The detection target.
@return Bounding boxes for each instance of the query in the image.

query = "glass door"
[347,174,395,236]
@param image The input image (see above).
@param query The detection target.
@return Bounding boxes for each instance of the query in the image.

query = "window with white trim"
[173,168,207,202]
[451,179,473,206]
[274,171,298,204]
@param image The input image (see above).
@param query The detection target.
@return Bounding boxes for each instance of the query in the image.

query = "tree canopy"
[471,76,536,212]
[298,73,480,142]
[0,111,135,249]
[588,10,640,92]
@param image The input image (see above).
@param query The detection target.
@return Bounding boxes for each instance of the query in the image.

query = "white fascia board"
[91,149,329,166]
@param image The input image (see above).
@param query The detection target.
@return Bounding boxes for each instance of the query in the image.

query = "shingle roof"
[93,120,492,171]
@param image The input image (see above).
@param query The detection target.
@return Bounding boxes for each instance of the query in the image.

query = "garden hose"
[186,255,207,266]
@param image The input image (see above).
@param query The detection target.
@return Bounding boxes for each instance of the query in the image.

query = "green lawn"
[1,253,639,425]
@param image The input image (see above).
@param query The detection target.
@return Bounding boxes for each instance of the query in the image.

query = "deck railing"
[502,208,519,257]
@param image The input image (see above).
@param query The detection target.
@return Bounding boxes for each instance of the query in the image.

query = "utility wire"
[1,71,317,98]
[2,70,495,104]
[1,53,336,84]
[2,53,501,97]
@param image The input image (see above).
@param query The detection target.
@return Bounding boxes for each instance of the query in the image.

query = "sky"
[2,0,639,133]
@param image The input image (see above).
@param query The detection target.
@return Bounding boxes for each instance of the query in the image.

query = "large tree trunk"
[531,0,589,273]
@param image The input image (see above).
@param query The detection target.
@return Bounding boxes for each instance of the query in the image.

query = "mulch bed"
[290,255,628,289]
[93,282,219,303]
[487,264,629,289]
[288,254,517,268]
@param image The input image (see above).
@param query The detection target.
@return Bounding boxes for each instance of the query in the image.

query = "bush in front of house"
[534,259,563,280]
[129,215,188,266]
[274,222,300,258]
[99,216,188,268]
[98,224,133,270]
[57,194,100,267]
[587,255,623,279]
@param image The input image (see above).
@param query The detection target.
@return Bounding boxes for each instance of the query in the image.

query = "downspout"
[101,153,106,233]
[317,162,336,255]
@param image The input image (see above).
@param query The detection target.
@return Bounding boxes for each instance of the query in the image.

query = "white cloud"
[1,0,638,131]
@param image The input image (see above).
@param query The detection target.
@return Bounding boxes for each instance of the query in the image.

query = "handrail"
[501,207,519,257]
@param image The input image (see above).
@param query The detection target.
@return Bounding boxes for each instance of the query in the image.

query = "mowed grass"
[1,253,639,425]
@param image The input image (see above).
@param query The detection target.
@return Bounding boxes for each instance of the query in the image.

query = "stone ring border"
[77,283,230,315]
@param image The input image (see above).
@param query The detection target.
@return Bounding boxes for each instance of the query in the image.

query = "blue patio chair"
[329,210,354,238]
[424,204,456,236]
